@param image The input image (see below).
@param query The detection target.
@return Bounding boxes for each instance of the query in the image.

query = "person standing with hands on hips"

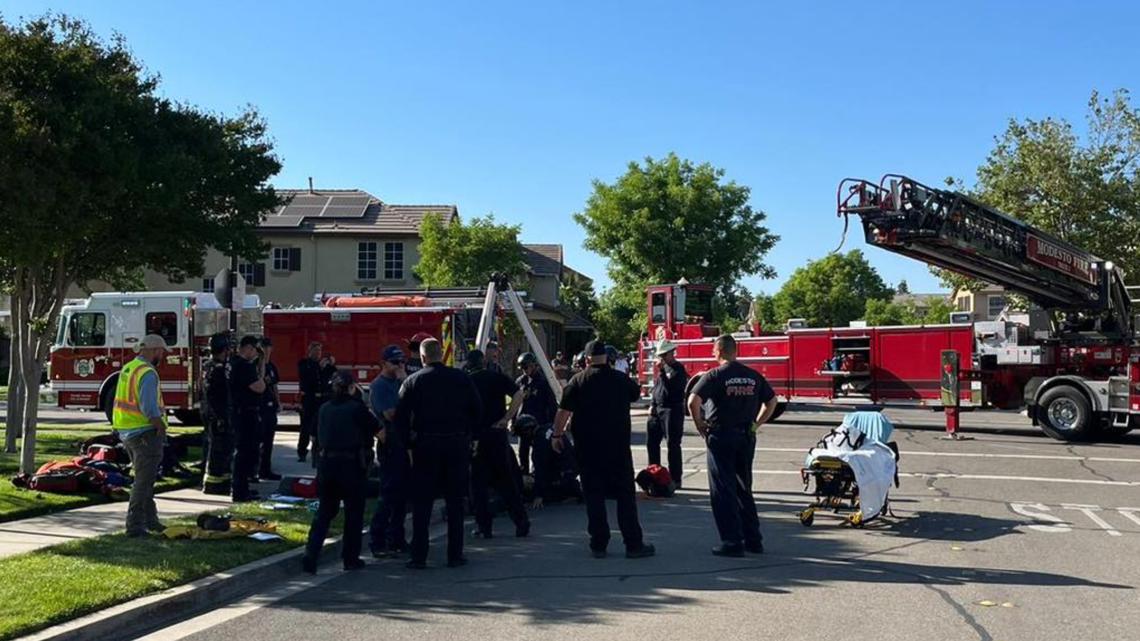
[647,339,688,488]
[687,334,778,557]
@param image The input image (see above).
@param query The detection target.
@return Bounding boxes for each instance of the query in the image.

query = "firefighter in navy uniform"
[687,334,779,557]
[405,332,433,376]
[396,338,482,569]
[466,349,530,539]
[202,333,233,495]
[229,336,266,502]
[514,352,556,475]
[297,342,335,463]
[256,337,282,481]
[648,339,688,488]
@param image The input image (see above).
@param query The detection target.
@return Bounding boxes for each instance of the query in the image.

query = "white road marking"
[681,469,1140,487]
[678,446,1140,465]
[1062,504,1122,536]
[1009,502,1071,533]
[1116,508,1140,528]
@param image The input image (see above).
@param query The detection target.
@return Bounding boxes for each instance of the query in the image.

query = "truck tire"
[1037,385,1094,441]
[768,402,787,423]
[173,409,202,426]
[100,381,116,424]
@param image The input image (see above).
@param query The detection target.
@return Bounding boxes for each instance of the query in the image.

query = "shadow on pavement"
[269,493,1130,626]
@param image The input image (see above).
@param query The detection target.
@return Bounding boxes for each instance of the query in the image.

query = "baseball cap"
[209,333,231,353]
[239,335,260,349]
[382,345,406,363]
[136,334,168,351]
[584,339,607,357]
[331,369,356,387]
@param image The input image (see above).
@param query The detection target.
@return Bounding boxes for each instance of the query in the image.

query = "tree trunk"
[14,262,69,474]
[4,318,23,453]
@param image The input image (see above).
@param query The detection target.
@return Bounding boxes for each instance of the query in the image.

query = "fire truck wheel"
[100,382,116,424]
[173,409,203,426]
[1037,386,1093,441]
[768,402,787,423]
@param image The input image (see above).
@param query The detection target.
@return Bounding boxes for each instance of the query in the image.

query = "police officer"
[297,342,336,463]
[368,345,409,558]
[467,349,530,539]
[514,352,556,475]
[552,339,655,559]
[229,335,266,502]
[202,333,233,495]
[256,337,282,481]
[687,334,778,557]
[396,338,482,569]
[302,370,379,574]
[648,339,688,488]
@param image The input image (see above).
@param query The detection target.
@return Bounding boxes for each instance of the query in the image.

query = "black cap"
[466,349,485,370]
[239,335,260,349]
[584,339,607,357]
[259,336,273,348]
[209,333,231,353]
[331,369,355,387]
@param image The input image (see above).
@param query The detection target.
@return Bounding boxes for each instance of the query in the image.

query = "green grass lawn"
[0,423,203,523]
[0,502,333,640]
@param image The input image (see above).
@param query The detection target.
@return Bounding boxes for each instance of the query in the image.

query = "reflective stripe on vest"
[112,359,164,430]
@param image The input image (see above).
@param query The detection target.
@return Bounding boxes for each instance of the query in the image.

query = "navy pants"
[580,456,643,552]
[369,443,409,552]
[409,437,470,564]
[258,406,278,477]
[648,406,685,485]
[305,459,367,564]
[706,429,762,547]
[472,430,529,535]
[231,409,261,501]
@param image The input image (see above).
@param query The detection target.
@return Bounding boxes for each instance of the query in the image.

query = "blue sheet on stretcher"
[842,411,894,444]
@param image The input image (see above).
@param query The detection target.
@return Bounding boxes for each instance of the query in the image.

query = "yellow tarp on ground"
[162,520,277,540]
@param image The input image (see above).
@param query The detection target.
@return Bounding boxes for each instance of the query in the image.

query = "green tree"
[574,153,779,292]
[750,293,781,332]
[414,214,526,287]
[772,251,892,328]
[0,15,281,467]
[896,279,910,295]
[864,297,957,326]
[558,273,599,325]
[592,286,645,352]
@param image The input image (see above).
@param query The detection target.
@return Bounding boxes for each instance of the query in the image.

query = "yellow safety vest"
[112,358,165,431]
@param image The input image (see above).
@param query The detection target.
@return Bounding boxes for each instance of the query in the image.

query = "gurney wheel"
[798,509,815,527]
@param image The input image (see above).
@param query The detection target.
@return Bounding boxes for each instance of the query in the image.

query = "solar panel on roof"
[328,195,370,208]
[321,205,370,219]
[261,215,305,228]
[287,195,331,207]
[279,205,326,218]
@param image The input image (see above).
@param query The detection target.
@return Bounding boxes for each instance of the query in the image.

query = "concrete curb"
[18,535,344,641]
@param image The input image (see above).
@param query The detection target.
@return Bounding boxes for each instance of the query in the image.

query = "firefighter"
[530,421,581,510]
[113,334,169,537]
[396,338,482,569]
[485,341,504,375]
[257,337,282,481]
[368,345,410,558]
[648,339,688,488]
[302,370,379,574]
[467,349,530,539]
[297,342,335,464]
[229,335,266,502]
[514,352,556,475]
[202,333,233,495]
[552,340,655,559]
[687,334,778,557]
[405,332,433,376]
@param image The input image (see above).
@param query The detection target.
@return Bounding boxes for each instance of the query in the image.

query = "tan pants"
[123,429,164,535]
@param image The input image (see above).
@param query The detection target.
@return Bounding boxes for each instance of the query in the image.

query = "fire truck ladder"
[837,174,1134,339]
[475,274,563,403]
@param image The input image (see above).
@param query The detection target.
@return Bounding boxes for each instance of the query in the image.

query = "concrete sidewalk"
[0,432,311,558]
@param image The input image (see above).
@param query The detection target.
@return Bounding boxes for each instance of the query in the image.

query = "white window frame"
[272,247,291,271]
[987,295,1007,319]
[358,242,378,280]
[384,242,404,280]
[238,262,256,283]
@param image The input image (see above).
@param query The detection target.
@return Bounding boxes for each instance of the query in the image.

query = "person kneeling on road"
[552,339,655,560]
[530,421,581,510]
[302,370,379,574]
[687,334,779,558]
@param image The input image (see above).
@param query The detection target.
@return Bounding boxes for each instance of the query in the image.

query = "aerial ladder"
[474,274,563,403]
[838,174,1140,440]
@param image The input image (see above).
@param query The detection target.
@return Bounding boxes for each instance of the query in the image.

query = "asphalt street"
[48,406,1140,640]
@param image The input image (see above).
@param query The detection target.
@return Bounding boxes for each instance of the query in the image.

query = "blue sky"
[4,1,1138,295]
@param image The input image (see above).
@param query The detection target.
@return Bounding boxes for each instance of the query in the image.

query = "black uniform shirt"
[470,368,519,439]
[395,363,483,443]
[651,359,689,408]
[690,361,775,432]
[262,361,280,410]
[203,357,228,421]
[558,364,640,469]
[318,396,380,453]
[228,356,261,413]
[298,358,321,399]
[517,371,557,424]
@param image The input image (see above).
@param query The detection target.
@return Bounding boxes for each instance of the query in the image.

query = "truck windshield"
[684,289,714,322]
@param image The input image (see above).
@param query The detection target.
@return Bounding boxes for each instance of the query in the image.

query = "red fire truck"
[640,175,1140,441]
[50,288,485,421]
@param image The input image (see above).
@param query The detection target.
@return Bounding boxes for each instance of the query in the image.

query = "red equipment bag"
[276,476,318,499]
[85,443,127,463]
[635,464,675,498]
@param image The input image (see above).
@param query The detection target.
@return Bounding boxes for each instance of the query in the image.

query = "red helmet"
[409,331,434,344]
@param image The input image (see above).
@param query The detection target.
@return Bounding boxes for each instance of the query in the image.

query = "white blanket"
[806,426,897,520]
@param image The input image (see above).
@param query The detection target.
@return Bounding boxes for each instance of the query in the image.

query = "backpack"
[636,464,675,498]
[277,475,319,499]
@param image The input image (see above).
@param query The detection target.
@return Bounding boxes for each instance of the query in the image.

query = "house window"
[238,262,266,287]
[384,242,404,280]
[987,295,1007,319]
[146,312,178,346]
[68,312,106,347]
[956,296,971,312]
[202,278,215,293]
[272,247,302,272]
[358,242,378,280]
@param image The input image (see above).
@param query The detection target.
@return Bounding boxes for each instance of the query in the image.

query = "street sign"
[233,273,246,312]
